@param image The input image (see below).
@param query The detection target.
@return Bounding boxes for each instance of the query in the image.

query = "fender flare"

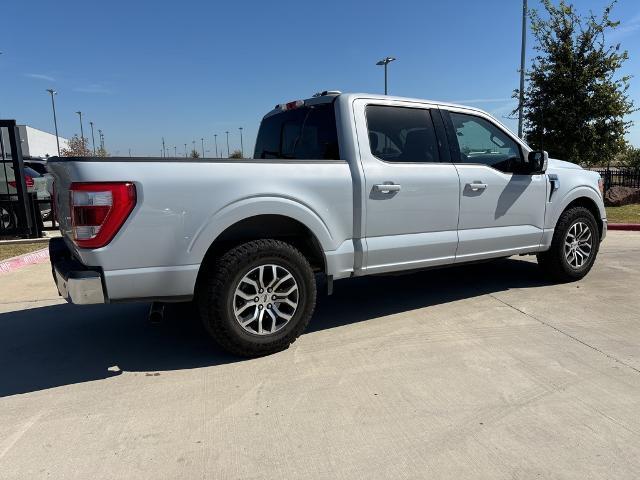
[547,185,605,229]
[188,195,335,260]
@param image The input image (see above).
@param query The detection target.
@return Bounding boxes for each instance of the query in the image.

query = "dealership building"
[1,125,68,159]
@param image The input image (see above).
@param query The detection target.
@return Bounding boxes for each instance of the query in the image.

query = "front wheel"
[198,239,316,357]
[537,206,600,282]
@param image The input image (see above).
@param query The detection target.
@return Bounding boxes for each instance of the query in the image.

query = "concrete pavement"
[1,231,639,479]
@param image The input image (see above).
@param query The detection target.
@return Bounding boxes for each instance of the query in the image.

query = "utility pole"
[239,127,244,158]
[376,56,396,95]
[214,134,218,157]
[518,0,528,139]
[46,89,61,156]
[89,121,96,154]
[225,131,230,157]
[201,138,205,158]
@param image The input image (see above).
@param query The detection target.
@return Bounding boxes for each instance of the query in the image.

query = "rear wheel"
[198,239,316,357]
[537,206,600,282]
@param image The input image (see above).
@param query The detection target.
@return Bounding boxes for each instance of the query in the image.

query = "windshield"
[254,103,340,160]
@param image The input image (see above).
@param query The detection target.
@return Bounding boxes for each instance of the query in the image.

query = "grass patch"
[606,204,640,224]
[0,242,46,261]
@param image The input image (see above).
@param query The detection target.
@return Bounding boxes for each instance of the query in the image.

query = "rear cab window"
[254,103,340,160]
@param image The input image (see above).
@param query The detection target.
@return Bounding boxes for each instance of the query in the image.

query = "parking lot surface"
[1,231,639,479]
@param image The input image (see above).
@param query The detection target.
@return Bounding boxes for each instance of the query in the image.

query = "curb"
[0,248,50,275]
[608,223,640,231]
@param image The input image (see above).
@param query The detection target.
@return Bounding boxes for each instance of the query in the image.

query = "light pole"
[214,134,218,157]
[518,0,528,139]
[46,89,61,156]
[239,127,244,158]
[75,111,84,142]
[192,140,196,157]
[174,146,177,157]
[184,143,187,157]
[225,131,230,157]
[201,138,205,158]
[162,137,166,158]
[89,121,96,154]
[376,56,396,95]
[98,129,104,150]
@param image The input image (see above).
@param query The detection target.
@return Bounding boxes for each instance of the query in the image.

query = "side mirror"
[527,150,548,174]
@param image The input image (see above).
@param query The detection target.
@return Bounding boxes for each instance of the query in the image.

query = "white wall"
[17,125,69,158]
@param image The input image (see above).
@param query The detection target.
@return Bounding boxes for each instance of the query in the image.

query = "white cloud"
[25,73,55,82]
[74,83,113,94]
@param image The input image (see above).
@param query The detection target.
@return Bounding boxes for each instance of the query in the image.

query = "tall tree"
[518,0,634,166]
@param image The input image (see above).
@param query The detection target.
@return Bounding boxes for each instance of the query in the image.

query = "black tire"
[1,207,17,233]
[537,206,600,282]
[197,239,316,357]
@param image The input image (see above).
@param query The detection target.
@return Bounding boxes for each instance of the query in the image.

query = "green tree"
[517,0,634,166]
[229,149,243,159]
[616,146,640,168]
[61,135,91,157]
[190,149,200,158]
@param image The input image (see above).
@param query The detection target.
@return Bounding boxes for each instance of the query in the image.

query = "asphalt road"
[1,231,639,479]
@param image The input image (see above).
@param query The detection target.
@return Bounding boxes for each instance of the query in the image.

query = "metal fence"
[0,120,43,239]
[591,167,640,192]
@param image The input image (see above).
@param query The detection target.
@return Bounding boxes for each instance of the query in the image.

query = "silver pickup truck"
[48,91,607,356]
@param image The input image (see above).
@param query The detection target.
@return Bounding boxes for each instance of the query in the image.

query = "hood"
[548,158,583,170]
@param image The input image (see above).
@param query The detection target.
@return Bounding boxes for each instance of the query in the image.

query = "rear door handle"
[467,182,487,191]
[373,183,401,193]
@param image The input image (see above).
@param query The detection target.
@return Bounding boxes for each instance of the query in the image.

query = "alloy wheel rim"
[232,264,299,335]
[564,221,593,269]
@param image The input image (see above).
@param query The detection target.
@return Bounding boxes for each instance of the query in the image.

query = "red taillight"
[69,182,136,248]
[8,175,34,188]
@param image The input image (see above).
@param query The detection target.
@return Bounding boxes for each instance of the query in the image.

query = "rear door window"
[254,103,340,160]
[365,105,440,163]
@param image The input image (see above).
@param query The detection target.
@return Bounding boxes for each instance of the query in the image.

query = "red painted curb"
[608,223,640,231]
[0,248,50,275]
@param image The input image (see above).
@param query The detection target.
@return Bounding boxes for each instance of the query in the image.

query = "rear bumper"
[49,237,106,305]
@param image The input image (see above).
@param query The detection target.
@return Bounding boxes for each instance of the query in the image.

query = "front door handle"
[373,183,401,194]
[467,182,487,191]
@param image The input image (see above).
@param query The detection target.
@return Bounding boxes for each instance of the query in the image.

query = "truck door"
[441,109,547,262]
[352,99,460,274]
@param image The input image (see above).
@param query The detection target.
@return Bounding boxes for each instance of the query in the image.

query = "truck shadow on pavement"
[0,258,550,397]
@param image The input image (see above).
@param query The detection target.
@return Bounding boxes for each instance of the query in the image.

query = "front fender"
[188,195,336,260]
[546,185,605,230]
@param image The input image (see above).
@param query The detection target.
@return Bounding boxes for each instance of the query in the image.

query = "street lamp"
[201,138,205,158]
[214,134,218,157]
[75,111,84,142]
[184,143,187,158]
[46,89,60,156]
[174,146,177,157]
[225,131,230,157]
[89,121,96,154]
[239,127,244,158]
[375,56,396,95]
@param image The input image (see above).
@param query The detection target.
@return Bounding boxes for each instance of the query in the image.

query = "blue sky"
[1,0,639,157]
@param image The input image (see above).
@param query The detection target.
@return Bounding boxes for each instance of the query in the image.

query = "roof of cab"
[263,91,487,119]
